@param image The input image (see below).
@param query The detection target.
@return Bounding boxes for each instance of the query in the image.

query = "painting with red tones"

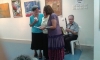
[24,1,41,17]
[11,0,22,18]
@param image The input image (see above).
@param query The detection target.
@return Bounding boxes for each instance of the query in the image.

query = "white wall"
[94,0,100,60]
[0,0,94,46]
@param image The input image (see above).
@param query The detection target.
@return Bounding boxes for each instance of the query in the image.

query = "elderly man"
[64,15,79,54]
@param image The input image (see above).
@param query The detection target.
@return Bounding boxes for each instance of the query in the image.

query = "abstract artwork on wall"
[45,0,62,16]
[24,1,41,17]
[11,0,22,18]
[0,3,10,18]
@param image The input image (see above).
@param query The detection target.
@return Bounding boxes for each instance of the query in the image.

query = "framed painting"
[24,1,41,17]
[11,0,22,18]
[0,3,10,18]
[45,0,62,16]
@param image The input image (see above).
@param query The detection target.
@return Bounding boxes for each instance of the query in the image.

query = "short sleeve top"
[47,13,62,36]
[30,13,44,33]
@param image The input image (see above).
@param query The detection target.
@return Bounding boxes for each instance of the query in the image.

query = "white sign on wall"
[76,0,84,4]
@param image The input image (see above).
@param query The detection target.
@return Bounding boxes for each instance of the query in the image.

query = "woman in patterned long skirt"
[40,5,65,60]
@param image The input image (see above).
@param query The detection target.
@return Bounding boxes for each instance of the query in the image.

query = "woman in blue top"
[29,5,44,58]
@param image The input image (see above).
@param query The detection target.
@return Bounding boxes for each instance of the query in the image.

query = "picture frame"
[45,0,62,16]
[11,0,22,18]
[0,3,10,18]
[24,1,41,17]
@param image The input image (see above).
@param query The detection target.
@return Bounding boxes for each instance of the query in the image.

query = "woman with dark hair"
[41,11,50,60]
[40,5,64,60]
[29,5,44,58]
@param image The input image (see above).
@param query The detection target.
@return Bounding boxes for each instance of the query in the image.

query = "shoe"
[65,51,71,54]
[44,58,49,60]
[44,57,49,60]
[34,53,38,57]
[38,52,42,59]
[44,59,49,60]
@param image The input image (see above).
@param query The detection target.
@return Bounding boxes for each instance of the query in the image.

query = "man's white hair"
[69,15,74,18]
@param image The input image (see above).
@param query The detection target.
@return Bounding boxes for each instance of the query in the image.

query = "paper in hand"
[34,26,40,28]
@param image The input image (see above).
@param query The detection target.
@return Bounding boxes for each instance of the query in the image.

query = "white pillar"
[94,0,100,60]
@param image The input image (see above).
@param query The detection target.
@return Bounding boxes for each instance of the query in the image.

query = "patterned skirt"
[48,34,65,60]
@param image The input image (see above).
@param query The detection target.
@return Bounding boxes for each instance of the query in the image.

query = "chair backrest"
[78,26,81,34]
[77,26,81,40]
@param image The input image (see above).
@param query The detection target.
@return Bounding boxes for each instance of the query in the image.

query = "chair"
[70,26,81,55]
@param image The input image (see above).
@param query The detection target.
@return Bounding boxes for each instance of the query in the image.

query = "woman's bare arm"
[49,19,57,29]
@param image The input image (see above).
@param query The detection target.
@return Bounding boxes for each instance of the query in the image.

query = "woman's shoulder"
[50,13,58,19]
[51,13,57,16]
[39,13,44,17]
[30,15,34,18]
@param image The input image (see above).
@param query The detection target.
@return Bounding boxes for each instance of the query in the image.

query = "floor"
[2,40,93,60]
[79,46,93,60]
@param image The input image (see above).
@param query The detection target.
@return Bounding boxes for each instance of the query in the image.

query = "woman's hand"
[29,19,38,27]
[39,26,45,30]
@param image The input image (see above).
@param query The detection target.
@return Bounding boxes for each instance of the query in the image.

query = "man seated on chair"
[64,15,79,54]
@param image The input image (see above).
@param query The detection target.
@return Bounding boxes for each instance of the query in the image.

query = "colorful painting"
[24,1,41,17]
[11,0,22,18]
[0,3,10,18]
[45,0,62,15]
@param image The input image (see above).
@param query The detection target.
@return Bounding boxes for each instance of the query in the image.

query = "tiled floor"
[2,40,93,60]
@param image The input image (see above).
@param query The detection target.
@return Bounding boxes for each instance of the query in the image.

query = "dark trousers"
[64,35,78,52]
[43,34,48,59]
